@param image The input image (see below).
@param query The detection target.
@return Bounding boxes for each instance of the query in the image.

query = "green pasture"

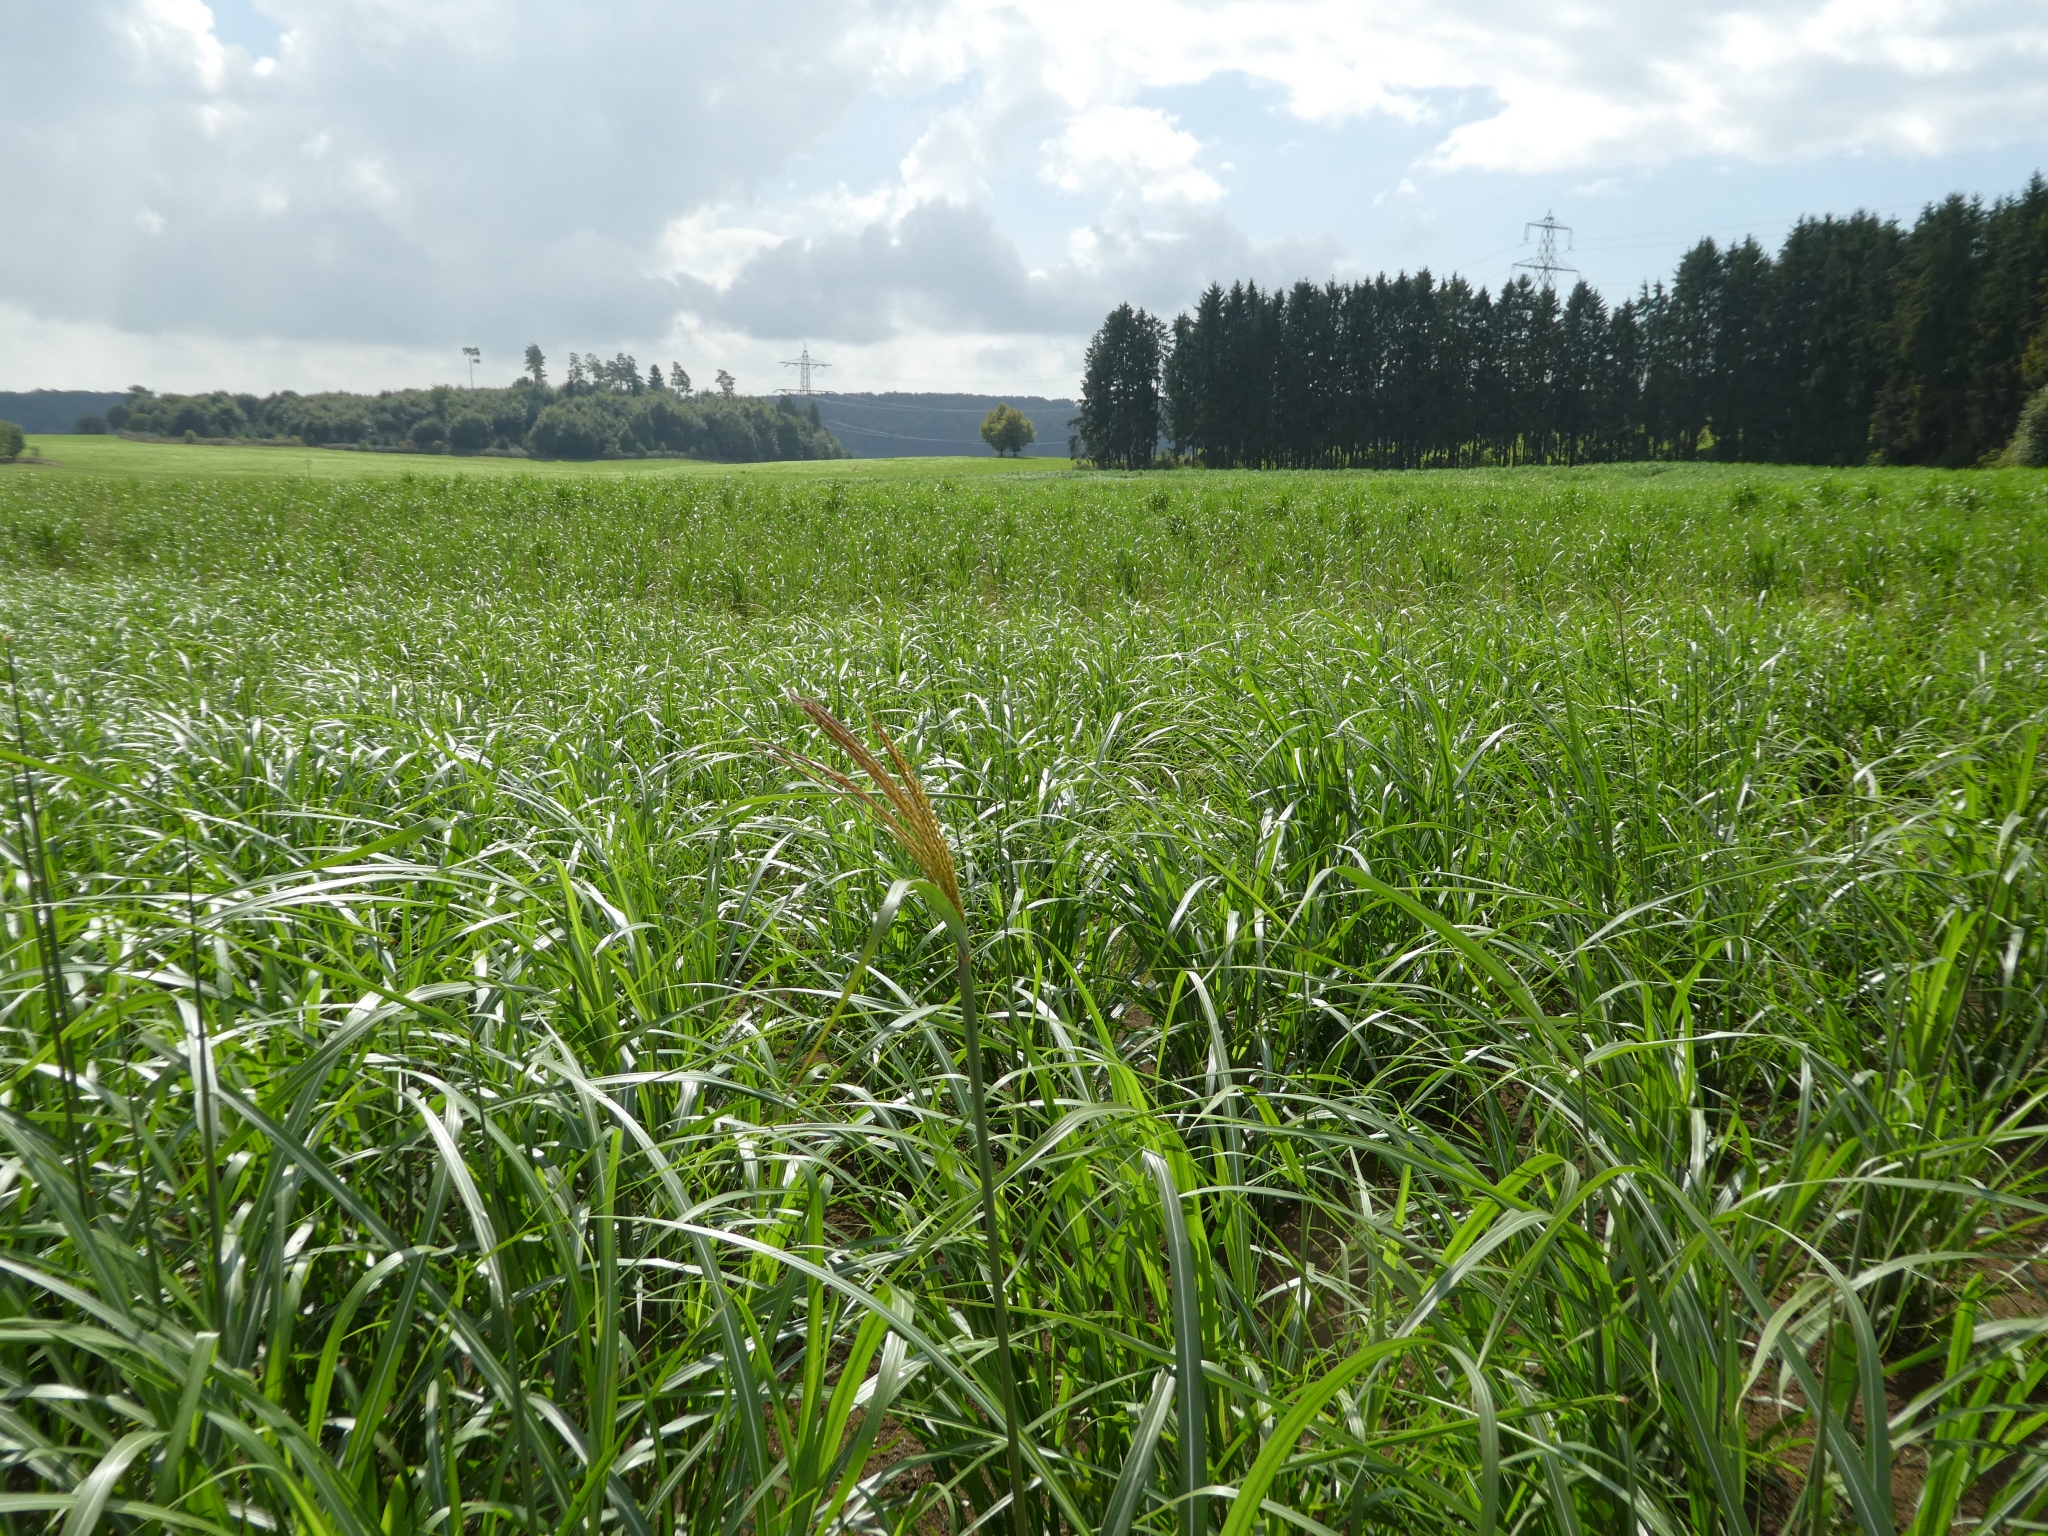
[7,432,1062,481]
[0,459,2045,1536]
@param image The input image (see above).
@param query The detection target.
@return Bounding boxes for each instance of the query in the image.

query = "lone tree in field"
[1075,303,1166,468]
[979,402,1036,456]
[0,421,22,461]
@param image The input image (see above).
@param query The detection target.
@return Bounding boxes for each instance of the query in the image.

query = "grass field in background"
[8,433,1059,481]
[0,459,2045,1536]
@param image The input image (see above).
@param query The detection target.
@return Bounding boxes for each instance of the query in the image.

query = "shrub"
[492,398,538,444]
[447,412,493,453]
[704,407,765,461]
[166,394,246,438]
[528,397,625,459]
[0,421,22,461]
[2013,386,2048,468]
[635,397,701,454]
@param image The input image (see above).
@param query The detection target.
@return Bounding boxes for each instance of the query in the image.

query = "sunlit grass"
[0,461,2044,1535]
[8,435,1066,481]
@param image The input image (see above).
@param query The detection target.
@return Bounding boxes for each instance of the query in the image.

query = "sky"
[3,0,2047,398]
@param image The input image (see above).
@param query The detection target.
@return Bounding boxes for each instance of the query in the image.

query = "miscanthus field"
[0,455,2045,1536]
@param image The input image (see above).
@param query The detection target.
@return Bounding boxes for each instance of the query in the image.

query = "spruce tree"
[1768,214,1901,464]
[1879,195,1988,465]
[1969,175,2048,462]
[1075,304,1166,469]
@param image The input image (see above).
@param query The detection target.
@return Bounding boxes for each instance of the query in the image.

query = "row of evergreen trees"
[1076,176,2048,469]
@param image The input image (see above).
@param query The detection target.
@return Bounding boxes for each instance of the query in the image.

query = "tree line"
[105,348,844,462]
[1076,175,2048,469]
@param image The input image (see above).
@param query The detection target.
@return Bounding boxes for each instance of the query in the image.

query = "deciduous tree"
[978,403,1036,456]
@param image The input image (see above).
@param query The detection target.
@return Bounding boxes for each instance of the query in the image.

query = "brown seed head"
[767,695,962,913]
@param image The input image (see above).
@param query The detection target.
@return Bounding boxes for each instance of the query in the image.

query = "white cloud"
[917,0,2048,174]
[663,311,1085,397]
[657,211,787,292]
[1042,106,1222,204]
[1,0,2043,394]
[123,0,229,89]
[0,299,465,393]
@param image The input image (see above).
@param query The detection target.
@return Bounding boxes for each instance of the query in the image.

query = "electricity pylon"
[779,346,830,395]
[1514,213,1577,289]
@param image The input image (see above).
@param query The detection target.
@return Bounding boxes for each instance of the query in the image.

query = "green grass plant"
[772,698,1033,1535]
[0,461,2043,1535]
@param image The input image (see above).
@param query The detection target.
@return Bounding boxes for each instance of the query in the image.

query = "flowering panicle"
[769,695,961,914]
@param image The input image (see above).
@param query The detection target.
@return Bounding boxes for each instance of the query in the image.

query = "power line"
[815,394,1074,416]
[824,370,1083,391]
[819,422,1010,446]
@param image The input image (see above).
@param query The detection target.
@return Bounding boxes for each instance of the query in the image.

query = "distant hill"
[812,393,1075,458]
[0,391,128,434]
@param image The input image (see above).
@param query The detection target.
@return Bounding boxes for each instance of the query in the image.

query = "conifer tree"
[1767,214,1901,464]
[1878,194,1987,465]
[1075,303,1166,469]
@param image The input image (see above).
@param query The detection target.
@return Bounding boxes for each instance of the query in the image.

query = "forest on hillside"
[102,355,845,462]
[1076,176,2048,470]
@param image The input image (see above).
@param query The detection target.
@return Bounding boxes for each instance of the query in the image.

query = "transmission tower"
[778,345,831,395]
[1513,212,1577,288]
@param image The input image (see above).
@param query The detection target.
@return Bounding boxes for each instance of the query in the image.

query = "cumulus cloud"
[1,0,2043,392]
[933,0,2048,172]
[0,0,904,345]
[658,210,789,294]
[1042,106,1223,205]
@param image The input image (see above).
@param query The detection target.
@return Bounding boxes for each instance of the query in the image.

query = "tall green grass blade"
[1102,1369,1176,1536]
[1146,1151,1209,1536]
[62,1429,164,1536]
[152,1330,216,1509]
